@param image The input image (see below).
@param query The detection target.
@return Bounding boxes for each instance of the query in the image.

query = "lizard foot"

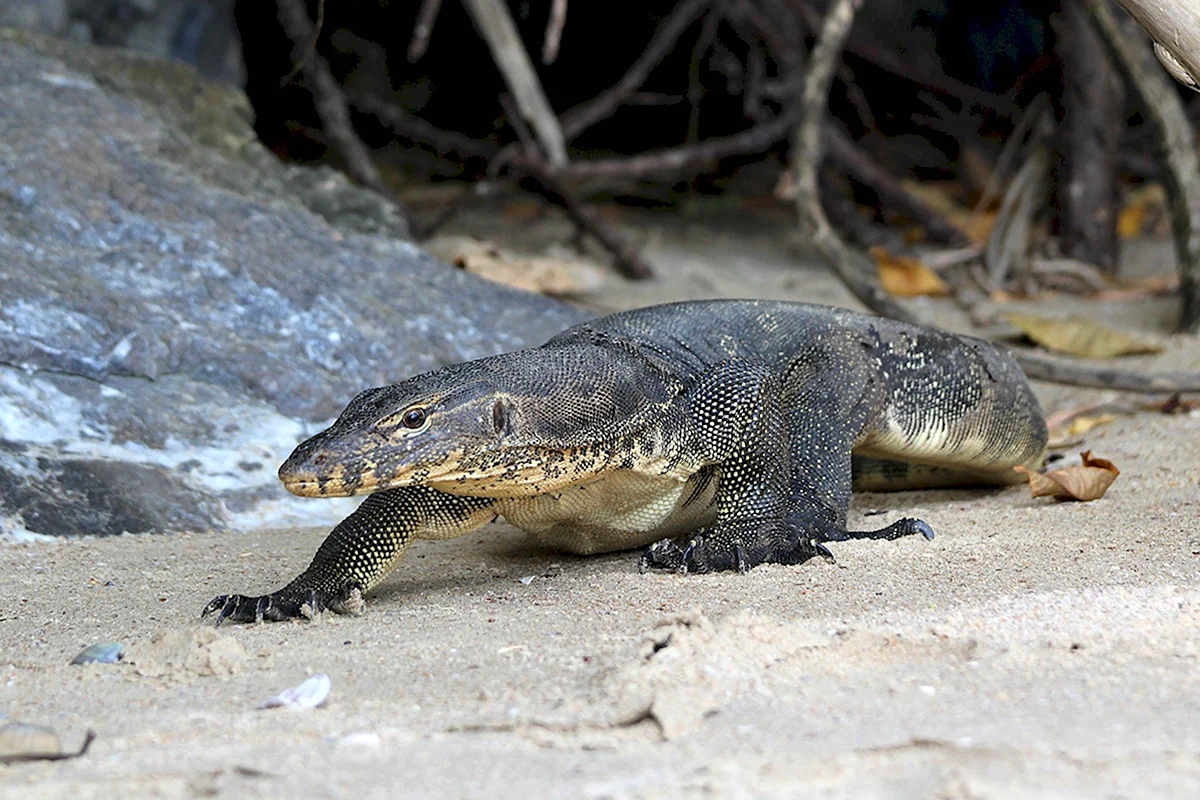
[639,520,834,575]
[201,584,365,625]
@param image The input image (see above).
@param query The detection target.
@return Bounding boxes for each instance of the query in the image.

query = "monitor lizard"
[203,300,1047,624]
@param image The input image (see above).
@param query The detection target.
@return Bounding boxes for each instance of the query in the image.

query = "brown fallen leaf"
[1116,183,1168,239]
[1003,312,1165,359]
[1045,401,1130,449]
[870,246,949,297]
[1013,450,1120,501]
[424,236,605,296]
[1067,413,1118,436]
[900,181,997,245]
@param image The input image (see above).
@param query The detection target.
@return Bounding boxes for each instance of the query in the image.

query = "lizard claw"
[639,538,687,573]
[201,584,366,625]
[812,540,836,563]
[733,540,750,574]
[202,594,267,626]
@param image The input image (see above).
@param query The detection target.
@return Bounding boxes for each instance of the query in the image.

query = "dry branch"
[408,0,442,62]
[276,0,390,197]
[1114,0,1200,90]
[1054,0,1122,273]
[793,0,1200,391]
[542,0,568,64]
[463,0,568,166]
[560,0,709,140]
[1088,0,1200,332]
[498,95,653,280]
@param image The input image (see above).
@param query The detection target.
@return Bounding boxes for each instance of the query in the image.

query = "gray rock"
[0,1,68,35]
[0,31,588,538]
[5,1,242,85]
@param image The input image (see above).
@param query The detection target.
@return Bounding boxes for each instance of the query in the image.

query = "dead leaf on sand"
[1014,451,1120,501]
[424,235,604,296]
[870,247,949,297]
[1003,312,1165,358]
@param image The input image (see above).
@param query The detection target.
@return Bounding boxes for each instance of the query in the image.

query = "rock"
[125,628,247,678]
[0,1,68,35]
[2,0,244,85]
[0,31,588,538]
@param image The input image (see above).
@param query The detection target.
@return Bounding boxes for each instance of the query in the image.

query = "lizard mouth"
[280,477,324,497]
[279,467,382,498]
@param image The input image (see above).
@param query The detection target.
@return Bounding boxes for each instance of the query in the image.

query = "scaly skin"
[203,300,1047,624]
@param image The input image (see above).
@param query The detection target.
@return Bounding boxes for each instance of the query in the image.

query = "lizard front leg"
[203,487,496,624]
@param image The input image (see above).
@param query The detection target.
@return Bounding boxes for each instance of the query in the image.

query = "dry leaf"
[1013,450,1120,501]
[900,180,996,245]
[1117,184,1167,239]
[870,246,949,297]
[1003,312,1164,358]
[1045,402,1127,448]
[1067,413,1117,436]
[425,236,604,296]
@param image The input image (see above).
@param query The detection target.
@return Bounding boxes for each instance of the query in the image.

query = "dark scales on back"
[204,300,1047,623]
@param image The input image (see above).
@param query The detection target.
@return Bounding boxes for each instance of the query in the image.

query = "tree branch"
[463,0,568,166]
[1087,0,1200,332]
[276,0,390,197]
[792,0,1200,391]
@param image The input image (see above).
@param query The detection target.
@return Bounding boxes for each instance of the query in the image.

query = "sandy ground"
[2,211,1199,798]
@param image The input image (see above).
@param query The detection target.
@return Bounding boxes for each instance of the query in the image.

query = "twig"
[463,0,568,166]
[411,182,496,241]
[973,94,1051,213]
[790,0,1014,115]
[282,0,324,84]
[520,113,795,181]
[0,730,96,764]
[499,96,652,280]
[983,125,1051,287]
[794,0,887,312]
[825,125,964,245]
[518,163,655,280]
[542,0,568,64]
[408,0,442,62]
[687,9,723,142]
[276,0,389,196]
[792,0,1200,392]
[1087,0,1200,333]
[560,0,709,139]
[352,93,495,160]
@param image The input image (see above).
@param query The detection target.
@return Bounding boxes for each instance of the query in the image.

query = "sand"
[2,212,1198,798]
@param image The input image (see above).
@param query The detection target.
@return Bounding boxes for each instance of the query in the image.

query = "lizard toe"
[200,585,364,625]
[639,538,689,573]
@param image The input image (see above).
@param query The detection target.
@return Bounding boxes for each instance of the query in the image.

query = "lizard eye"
[401,407,427,429]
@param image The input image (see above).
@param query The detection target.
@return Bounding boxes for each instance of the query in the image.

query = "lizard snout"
[278,440,368,497]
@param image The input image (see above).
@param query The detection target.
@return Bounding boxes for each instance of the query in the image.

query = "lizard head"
[278,346,675,499]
